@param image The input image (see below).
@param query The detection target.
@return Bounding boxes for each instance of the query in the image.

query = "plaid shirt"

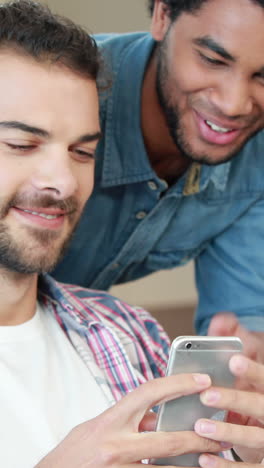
[38,274,170,406]
[37,275,230,463]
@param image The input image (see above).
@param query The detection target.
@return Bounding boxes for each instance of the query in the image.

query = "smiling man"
[0,2,225,467]
[2,3,264,467]
[0,52,102,327]
[152,2,264,165]
[53,0,264,361]
[0,1,161,466]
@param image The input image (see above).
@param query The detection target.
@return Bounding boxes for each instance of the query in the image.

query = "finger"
[226,410,249,426]
[118,430,223,463]
[208,313,239,337]
[111,373,211,427]
[200,386,264,420]
[139,411,157,432]
[146,465,190,468]
[208,314,258,360]
[195,419,264,449]
[147,464,200,468]
[229,355,264,391]
[199,453,254,468]
[117,465,155,468]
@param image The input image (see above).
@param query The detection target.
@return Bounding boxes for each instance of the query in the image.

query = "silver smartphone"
[152,336,243,466]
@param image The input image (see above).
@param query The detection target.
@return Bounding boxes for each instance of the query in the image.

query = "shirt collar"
[200,162,231,192]
[38,274,100,330]
[38,274,145,342]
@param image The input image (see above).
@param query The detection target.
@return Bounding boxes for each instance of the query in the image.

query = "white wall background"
[49,0,150,33]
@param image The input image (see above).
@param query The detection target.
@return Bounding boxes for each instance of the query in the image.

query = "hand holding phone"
[152,336,243,466]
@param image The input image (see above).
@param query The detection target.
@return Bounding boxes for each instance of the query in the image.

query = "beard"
[155,40,258,166]
[0,193,80,275]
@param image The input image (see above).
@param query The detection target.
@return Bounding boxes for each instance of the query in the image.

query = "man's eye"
[74,148,95,160]
[198,52,225,66]
[7,143,36,151]
[254,72,264,84]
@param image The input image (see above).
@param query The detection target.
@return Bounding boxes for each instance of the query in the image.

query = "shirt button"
[148,181,158,191]
[110,263,120,270]
[161,179,168,190]
[136,211,147,220]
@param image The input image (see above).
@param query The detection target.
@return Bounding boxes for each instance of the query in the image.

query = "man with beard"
[0,1,231,467]
[2,2,264,467]
[0,1,170,466]
[53,0,264,361]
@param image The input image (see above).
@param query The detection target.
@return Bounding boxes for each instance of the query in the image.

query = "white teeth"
[22,209,59,220]
[206,120,230,133]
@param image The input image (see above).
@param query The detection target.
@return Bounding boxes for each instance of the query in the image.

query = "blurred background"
[9,0,198,337]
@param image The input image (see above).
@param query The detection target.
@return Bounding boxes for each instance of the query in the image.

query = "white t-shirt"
[0,303,108,468]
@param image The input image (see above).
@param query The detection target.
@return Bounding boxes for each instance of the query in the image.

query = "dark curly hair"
[148,0,264,21]
[0,0,100,80]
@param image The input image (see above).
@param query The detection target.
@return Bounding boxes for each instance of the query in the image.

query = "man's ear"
[150,0,171,41]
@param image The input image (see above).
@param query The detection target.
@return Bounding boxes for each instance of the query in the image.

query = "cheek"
[0,169,22,195]
[167,51,216,96]
[255,93,264,116]
[171,68,211,95]
[0,153,34,186]
[0,176,21,216]
[78,166,95,204]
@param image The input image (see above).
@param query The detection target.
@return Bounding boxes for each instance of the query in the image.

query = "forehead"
[179,0,263,22]
[0,51,99,137]
[172,0,264,57]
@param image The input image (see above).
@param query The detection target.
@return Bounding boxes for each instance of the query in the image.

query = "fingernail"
[195,420,216,434]
[199,454,217,467]
[200,390,221,404]
[193,374,211,386]
[229,355,248,375]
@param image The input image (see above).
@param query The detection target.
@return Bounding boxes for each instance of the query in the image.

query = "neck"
[0,270,38,326]
[141,53,191,183]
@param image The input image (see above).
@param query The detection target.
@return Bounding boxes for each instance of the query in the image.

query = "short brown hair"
[0,0,100,80]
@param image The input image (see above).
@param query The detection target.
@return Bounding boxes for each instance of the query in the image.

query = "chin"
[183,139,245,166]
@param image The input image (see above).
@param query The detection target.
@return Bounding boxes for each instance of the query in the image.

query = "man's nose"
[210,76,254,118]
[31,147,78,199]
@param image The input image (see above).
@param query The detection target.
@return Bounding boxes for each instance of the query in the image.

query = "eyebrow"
[0,120,50,138]
[193,36,236,62]
[0,120,102,143]
[76,131,102,144]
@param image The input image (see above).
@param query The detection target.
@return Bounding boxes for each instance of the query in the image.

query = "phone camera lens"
[185,342,192,350]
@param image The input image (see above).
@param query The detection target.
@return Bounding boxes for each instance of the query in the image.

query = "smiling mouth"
[205,120,233,134]
[17,208,63,220]
[193,110,246,146]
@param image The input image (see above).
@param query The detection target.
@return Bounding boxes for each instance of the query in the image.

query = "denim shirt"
[52,32,264,334]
